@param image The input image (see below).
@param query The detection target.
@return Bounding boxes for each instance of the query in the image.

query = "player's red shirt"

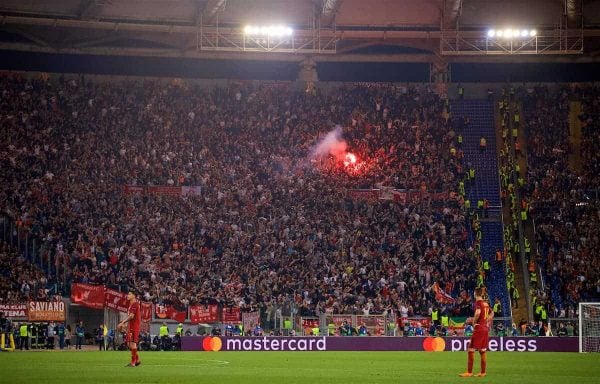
[128,301,141,331]
[474,299,491,329]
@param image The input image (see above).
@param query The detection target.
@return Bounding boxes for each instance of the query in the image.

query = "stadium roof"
[1,0,600,64]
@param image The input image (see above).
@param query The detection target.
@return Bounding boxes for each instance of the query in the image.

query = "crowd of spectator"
[0,74,476,320]
[0,242,52,304]
[521,85,600,317]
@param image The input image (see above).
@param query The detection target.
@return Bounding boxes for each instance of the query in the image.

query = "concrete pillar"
[297,57,318,82]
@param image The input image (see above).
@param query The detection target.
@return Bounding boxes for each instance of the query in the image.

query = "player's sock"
[480,351,487,374]
[131,349,137,365]
[467,350,474,373]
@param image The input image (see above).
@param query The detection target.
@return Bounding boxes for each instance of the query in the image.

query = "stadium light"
[243,25,293,37]
[486,27,538,39]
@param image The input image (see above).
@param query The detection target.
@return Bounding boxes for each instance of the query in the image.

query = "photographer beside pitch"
[117,291,141,367]
[459,287,493,378]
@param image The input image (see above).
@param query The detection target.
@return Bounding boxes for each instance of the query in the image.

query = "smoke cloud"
[309,125,347,162]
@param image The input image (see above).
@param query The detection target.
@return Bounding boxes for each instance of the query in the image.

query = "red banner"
[242,311,260,330]
[121,185,202,197]
[71,283,105,310]
[181,186,202,196]
[105,288,128,313]
[190,304,219,324]
[141,302,153,322]
[0,303,27,318]
[348,189,380,201]
[351,188,454,204]
[432,282,456,304]
[28,301,66,322]
[155,304,186,322]
[301,318,319,328]
[222,306,241,323]
[122,185,144,195]
[146,186,182,196]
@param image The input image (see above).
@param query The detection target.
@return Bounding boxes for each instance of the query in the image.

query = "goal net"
[579,303,600,353]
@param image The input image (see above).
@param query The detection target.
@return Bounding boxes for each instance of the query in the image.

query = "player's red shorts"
[127,328,140,343]
[469,326,489,350]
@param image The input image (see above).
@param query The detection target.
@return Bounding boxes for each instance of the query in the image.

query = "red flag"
[104,288,128,313]
[432,282,456,304]
[222,306,241,323]
[71,283,105,310]
[190,304,219,323]
[140,302,153,322]
[155,304,186,322]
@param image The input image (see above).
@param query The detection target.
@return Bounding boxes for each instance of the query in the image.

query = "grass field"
[1,350,599,384]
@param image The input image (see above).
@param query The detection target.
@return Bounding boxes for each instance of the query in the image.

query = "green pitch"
[1,351,599,384]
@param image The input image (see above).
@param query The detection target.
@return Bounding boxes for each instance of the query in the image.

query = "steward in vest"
[493,298,502,317]
[431,309,440,326]
[524,238,531,257]
[483,260,490,277]
[510,284,519,308]
[477,272,484,287]
[441,314,449,328]
[540,306,548,325]
[530,271,538,288]
[176,323,184,336]
[159,323,169,337]
[159,322,169,350]
[477,199,484,210]
[534,303,544,322]
[19,323,29,350]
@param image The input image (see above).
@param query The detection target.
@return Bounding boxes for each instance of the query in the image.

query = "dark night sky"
[1,49,600,82]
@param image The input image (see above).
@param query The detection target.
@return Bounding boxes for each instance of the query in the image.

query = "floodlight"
[244,24,294,37]
[503,29,512,38]
[487,29,495,37]
[529,29,537,37]
[521,29,529,37]
[496,30,504,37]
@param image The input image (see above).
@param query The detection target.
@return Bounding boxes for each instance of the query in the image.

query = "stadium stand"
[0,75,477,321]
[522,85,600,318]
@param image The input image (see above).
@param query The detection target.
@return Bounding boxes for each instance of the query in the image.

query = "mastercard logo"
[423,337,446,352]
[202,337,223,351]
